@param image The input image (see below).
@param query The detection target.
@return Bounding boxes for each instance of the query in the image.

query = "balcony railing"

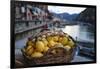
[15,20,50,34]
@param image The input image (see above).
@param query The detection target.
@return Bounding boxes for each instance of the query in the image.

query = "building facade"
[15,2,51,40]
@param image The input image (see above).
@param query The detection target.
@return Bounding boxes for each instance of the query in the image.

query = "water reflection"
[60,25,94,43]
[61,25,80,40]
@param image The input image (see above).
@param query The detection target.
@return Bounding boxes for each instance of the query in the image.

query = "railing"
[15,20,51,34]
[60,21,94,26]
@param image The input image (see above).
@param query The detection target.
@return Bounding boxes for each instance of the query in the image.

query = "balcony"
[15,20,48,34]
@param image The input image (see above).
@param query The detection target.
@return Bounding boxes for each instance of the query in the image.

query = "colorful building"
[15,2,52,40]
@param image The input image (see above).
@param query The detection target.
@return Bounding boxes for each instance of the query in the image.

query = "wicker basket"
[21,46,76,66]
[21,29,76,66]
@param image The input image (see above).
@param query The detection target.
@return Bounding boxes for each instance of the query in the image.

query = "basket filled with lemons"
[21,30,76,65]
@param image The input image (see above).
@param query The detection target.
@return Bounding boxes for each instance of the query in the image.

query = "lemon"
[26,47,34,56]
[43,46,49,53]
[31,52,43,58]
[58,37,63,43]
[47,36,53,41]
[26,45,33,52]
[27,41,34,46]
[48,40,56,47]
[55,43,63,47]
[64,45,71,51]
[37,37,42,41]
[42,38,48,47]
[41,35,46,38]
[61,37,68,46]
[35,40,45,52]
[53,36,59,42]
[68,39,75,47]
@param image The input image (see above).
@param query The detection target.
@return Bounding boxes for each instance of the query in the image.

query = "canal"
[61,24,94,43]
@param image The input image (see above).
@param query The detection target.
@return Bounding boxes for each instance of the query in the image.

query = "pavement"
[71,55,93,62]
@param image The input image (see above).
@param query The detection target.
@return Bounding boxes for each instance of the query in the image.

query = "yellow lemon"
[55,43,63,47]
[68,39,75,47]
[26,47,34,56]
[26,45,33,52]
[31,52,43,58]
[47,36,53,41]
[61,37,68,46]
[64,45,71,51]
[43,46,49,53]
[35,41,45,52]
[53,36,59,42]
[58,37,63,43]
[48,40,56,47]
[42,38,48,47]
[37,37,42,41]
[27,41,34,46]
